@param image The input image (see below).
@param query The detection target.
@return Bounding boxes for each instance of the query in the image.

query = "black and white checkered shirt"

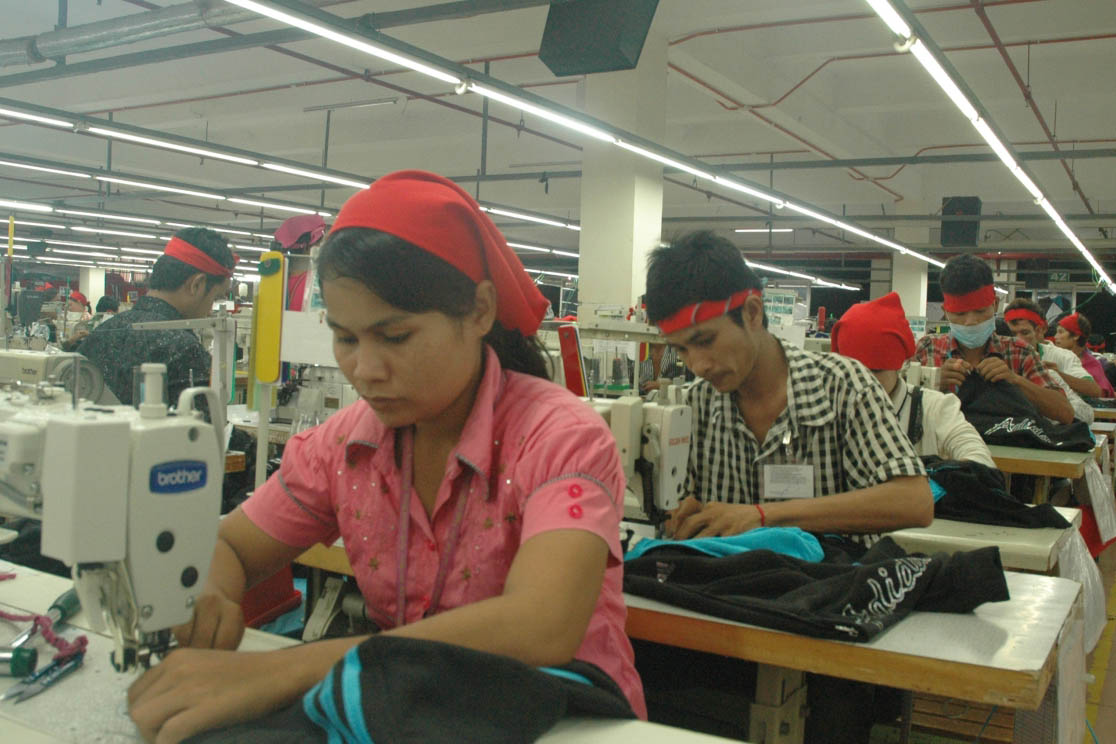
[685,340,925,508]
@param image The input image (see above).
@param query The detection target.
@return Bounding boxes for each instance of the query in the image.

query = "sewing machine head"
[0,364,223,672]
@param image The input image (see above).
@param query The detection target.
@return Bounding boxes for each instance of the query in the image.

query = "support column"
[79,267,105,311]
[869,258,891,300]
[891,223,930,317]
[576,32,666,313]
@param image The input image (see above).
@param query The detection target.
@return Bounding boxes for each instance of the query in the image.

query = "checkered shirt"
[913,333,1062,392]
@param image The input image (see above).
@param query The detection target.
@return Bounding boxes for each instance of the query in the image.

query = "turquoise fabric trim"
[930,479,947,503]
[302,682,343,744]
[624,526,824,562]
[341,647,374,743]
[538,666,592,686]
[318,664,356,744]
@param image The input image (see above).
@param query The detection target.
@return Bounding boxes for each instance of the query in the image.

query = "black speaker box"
[538,0,660,77]
[940,196,982,247]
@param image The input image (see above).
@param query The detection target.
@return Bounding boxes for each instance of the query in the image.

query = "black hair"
[148,227,235,292]
[939,254,994,297]
[645,230,765,328]
[1070,312,1092,346]
[317,228,550,379]
[95,295,120,313]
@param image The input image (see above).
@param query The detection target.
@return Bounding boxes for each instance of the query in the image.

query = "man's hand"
[939,358,972,390]
[663,496,703,538]
[976,356,1018,385]
[673,502,762,540]
[128,649,306,744]
[172,588,245,650]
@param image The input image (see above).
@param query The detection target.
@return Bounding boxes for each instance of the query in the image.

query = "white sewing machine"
[587,390,692,543]
[0,349,117,405]
[0,363,223,672]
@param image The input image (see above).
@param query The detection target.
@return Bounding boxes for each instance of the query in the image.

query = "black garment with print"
[78,295,210,407]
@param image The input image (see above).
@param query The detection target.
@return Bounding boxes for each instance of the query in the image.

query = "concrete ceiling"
[2,0,1115,290]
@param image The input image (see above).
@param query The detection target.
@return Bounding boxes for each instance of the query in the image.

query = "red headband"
[329,170,549,337]
[68,290,88,307]
[657,289,762,335]
[1059,313,1084,338]
[164,236,237,278]
[1004,308,1045,329]
[941,285,995,313]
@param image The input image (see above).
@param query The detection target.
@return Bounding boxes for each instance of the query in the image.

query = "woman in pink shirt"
[127,171,645,742]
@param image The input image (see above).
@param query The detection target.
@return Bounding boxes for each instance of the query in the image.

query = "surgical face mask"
[949,316,996,349]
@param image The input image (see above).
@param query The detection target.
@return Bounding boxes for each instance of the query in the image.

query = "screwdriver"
[9,587,81,649]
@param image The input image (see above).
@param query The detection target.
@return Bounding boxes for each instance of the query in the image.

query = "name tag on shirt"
[763,464,815,500]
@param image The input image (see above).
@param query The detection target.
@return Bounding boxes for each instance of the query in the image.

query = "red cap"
[68,290,88,307]
[274,214,326,250]
[830,292,915,371]
[328,170,549,337]
[1059,313,1084,338]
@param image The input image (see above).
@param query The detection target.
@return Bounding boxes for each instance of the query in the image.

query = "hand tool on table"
[1,651,84,703]
[8,587,81,649]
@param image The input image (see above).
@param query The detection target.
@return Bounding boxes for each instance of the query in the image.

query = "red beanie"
[830,292,916,371]
[329,170,549,337]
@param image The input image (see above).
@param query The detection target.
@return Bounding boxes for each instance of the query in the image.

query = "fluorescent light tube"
[234,273,261,283]
[469,83,616,143]
[551,249,579,258]
[0,198,53,213]
[712,177,783,205]
[71,226,159,239]
[1010,168,1044,201]
[45,239,121,250]
[971,118,1016,170]
[13,220,67,229]
[85,127,259,166]
[507,242,550,253]
[0,106,72,128]
[994,287,1008,295]
[210,227,254,237]
[524,268,578,280]
[909,41,979,123]
[57,208,161,225]
[864,0,912,38]
[0,159,90,179]
[121,247,165,256]
[49,248,119,258]
[735,228,793,234]
[223,0,462,85]
[233,244,268,252]
[96,176,226,201]
[165,222,196,228]
[616,141,714,181]
[228,197,318,215]
[261,163,369,190]
[484,207,569,230]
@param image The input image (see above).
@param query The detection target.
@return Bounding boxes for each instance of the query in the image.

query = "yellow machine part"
[253,250,285,384]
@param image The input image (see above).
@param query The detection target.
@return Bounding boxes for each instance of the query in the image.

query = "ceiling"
[2,0,1115,293]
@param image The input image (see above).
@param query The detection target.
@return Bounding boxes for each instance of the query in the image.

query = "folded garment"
[625,526,825,563]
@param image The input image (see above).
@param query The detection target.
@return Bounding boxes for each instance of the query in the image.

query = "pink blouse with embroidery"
[242,347,646,718]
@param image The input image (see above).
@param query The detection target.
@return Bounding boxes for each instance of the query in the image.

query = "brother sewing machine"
[0,363,223,672]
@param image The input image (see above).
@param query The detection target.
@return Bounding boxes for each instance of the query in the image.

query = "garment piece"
[1082,350,1116,397]
[624,537,1009,642]
[242,346,644,717]
[955,374,1096,452]
[77,295,211,406]
[922,456,1071,528]
[684,340,925,540]
[888,379,995,467]
[286,270,307,312]
[625,527,824,563]
[914,333,1063,393]
[185,638,633,744]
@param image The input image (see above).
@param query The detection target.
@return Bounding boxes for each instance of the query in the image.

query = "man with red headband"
[913,254,1073,424]
[832,293,994,466]
[1053,310,1115,397]
[79,227,236,406]
[1004,298,1101,416]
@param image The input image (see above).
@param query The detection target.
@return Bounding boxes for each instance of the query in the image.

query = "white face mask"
[949,316,996,349]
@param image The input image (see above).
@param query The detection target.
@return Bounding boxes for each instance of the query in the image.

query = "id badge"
[763,464,814,500]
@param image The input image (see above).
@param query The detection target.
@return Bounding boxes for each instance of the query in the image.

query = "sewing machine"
[587,390,692,543]
[0,349,117,405]
[0,363,223,673]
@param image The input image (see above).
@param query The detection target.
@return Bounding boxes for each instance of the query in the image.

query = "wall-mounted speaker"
[538,0,660,77]
[940,196,982,247]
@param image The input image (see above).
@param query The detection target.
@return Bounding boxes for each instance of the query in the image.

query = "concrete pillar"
[991,258,1017,304]
[79,267,105,311]
[576,31,666,313]
[869,258,891,300]
[891,223,929,317]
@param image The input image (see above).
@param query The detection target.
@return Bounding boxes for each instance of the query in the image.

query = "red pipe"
[865,137,1116,182]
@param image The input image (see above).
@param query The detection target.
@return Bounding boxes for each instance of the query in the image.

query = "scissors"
[0,652,85,704]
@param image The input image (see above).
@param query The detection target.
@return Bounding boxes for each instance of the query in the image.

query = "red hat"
[329,170,549,337]
[275,214,327,250]
[68,290,88,307]
[1059,313,1085,339]
[830,292,916,371]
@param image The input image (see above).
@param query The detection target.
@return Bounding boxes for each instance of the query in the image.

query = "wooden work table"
[988,443,1100,503]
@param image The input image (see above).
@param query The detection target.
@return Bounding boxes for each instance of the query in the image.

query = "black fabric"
[186,637,634,744]
[906,385,924,446]
[78,295,211,407]
[923,456,1073,528]
[623,537,1009,642]
[955,371,1095,451]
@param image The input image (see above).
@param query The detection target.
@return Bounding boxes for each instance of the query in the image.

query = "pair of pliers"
[0,652,85,704]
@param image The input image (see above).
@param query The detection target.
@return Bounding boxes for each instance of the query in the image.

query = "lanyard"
[394,427,472,628]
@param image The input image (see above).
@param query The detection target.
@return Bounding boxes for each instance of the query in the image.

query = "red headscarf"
[1004,308,1045,329]
[830,292,915,371]
[1059,313,1085,339]
[328,170,549,337]
[941,284,995,313]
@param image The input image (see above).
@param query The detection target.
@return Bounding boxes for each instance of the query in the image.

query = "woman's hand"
[173,588,245,650]
[128,649,307,744]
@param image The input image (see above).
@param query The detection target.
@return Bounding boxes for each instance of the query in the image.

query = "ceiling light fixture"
[233,244,268,253]
[261,163,369,190]
[482,206,579,231]
[745,259,859,291]
[0,106,71,128]
[551,249,580,258]
[56,208,162,225]
[49,248,119,259]
[43,238,121,250]
[13,220,66,230]
[524,268,578,281]
[864,0,1115,292]
[0,198,52,213]
[0,159,91,179]
[95,175,226,201]
[735,228,794,234]
[228,197,318,215]
[121,247,164,256]
[507,242,550,253]
[85,127,260,166]
[71,226,159,239]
